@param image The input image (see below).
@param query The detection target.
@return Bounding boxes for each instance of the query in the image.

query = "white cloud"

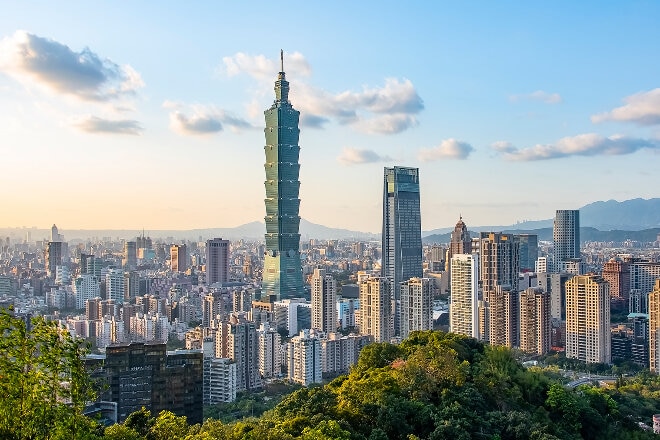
[510,90,562,104]
[221,53,424,135]
[0,30,144,101]
[592,88,660,125]
[222,51,311,81]
[337,147,392,165]
[418,139,474,162]
[164,101,252,136]
[493,133,660,161]
[491,141,516,153]
[74,116,143,135]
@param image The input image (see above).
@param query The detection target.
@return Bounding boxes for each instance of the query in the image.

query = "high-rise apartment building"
[46,241,62,278]
[553,210,580,272]
[400,277,433,339]
[602,258,630,307]
[215,314,262,392]
[518,287,551,355]
[382,166,422,336]
[206,238,229,285]
[287,329,322,386]
[449,254,479,339]
[311,268,337,333]
[565,275,611,364]
[488,285,518,348]
[257,324,282,379]
[105,268,125,304]
[262,53,305,301]
[359,277,392,343]
[479,232,519,342]
[648,280,660,372]
[171,244,187,273]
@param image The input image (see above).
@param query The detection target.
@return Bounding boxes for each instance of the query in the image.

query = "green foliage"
[184,333,660,439]
[0,309,99,440]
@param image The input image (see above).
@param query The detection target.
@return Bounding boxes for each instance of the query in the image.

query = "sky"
[1,1,660,233]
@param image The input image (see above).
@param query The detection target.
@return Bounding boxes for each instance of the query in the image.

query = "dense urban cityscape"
[2,56,660,439]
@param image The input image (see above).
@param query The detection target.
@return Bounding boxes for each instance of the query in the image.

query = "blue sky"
[1,1,659,233]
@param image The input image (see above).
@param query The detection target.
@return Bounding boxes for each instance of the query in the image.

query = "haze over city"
[1,1,660,232]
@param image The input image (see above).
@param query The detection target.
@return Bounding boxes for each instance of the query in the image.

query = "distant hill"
[0,219,378,242]
[423,197,660,236]
[423,227,660,244]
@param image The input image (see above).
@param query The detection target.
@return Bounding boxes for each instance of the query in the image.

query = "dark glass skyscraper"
[553,209,580,273]
[382,166,423,336]
[262,52,304,301]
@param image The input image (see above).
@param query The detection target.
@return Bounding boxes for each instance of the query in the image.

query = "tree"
[0,309,98,439]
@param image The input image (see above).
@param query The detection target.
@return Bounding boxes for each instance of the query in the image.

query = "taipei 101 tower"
[261,51,305,301]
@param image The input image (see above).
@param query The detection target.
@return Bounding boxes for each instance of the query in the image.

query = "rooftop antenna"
[280,49,284,72]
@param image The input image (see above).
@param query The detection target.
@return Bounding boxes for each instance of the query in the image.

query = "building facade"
[311,267,337,333]
[359,277,392,343]
[400,277,433,339]
[206,238,229,285]
[565,275,611,364]
[648,280,660,372]
[518,287,551,355]
[449,253,480,339]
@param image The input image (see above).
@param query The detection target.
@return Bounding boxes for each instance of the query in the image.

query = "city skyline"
[1,2,660,232]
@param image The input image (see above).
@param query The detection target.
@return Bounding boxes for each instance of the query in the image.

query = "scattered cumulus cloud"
[0,30,143,101]
[510,90,562,104]
[74,116,143,135]
[592,88,660,125]
[493,133,660,161]
[418,138,474,162]
[221,53,424,135]
[164,101,252,136]
[337,147,392,165]
[491,141,517,153]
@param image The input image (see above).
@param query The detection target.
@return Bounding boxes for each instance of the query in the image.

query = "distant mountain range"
[1,198,658,242]
[422,198,660,236]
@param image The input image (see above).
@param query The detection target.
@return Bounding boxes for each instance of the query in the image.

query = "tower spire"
[280,49,284,72]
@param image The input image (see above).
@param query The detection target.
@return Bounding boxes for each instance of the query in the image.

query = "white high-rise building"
[287,329,322,386]
[216,314,262,391]
[565,275,610,364]
[74,275,100,309]
[449,254,479,339]
[321,332,372,375]
[400,277,433,339]
[311,268,337,333]
[535,257,548,274]
[105,268,125,304]
[257,324,282,379]
[204,358,237,404]
[358,277,392,343]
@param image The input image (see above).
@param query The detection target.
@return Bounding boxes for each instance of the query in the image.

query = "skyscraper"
[565,275,611,364]
[553,210,580,272]
[446,216,471,271]
[262,51,304,301]
[311,268,337,333]
[382,166,422,336]
[517,234,538,273]
[123,241,137,270]
[171,244,187,273]
[648,280,660,372]
[206,238,229,285]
